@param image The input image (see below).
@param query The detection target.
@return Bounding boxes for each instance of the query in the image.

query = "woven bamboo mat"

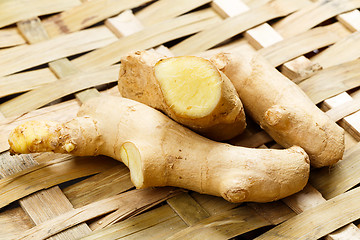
[1,0,360,239]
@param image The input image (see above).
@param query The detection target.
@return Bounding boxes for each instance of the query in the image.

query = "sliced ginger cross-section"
[154,56,222,118]
[118,50,246,141]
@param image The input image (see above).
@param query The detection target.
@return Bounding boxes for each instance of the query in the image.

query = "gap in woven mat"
[304,46,329,59]
[347,87,360,96]
[354,218,360,228]
[234,225,274,240]
[163,35,196,49]
[95,82,118,92]
[316,16,338,27]
[0,92,23,105]
[132,0,157,14]
[58,174,96,190]
[185,2,213,15]
[42,93,77,108]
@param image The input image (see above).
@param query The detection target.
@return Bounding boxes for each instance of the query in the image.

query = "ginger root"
[118,50,246,141]
[8,96,310,203]
[210,51,344,167]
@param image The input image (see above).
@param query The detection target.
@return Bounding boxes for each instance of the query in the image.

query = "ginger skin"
[9,96,310,203]
[210,51,344,167]
[118,50,246,141]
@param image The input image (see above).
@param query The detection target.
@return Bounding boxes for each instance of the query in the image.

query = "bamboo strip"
[326,97,360,122]
[63,165,133,208]
[105,215,186,240]
[0,0,81,28]
[17,188,181,240]
[254,186,360,240]
[105,212,187,240]
[0,64,119,117]
[0,205,34,239]
[72,9,221,70]
[170,0,306,55]
[47,51,101,103]
[248,201,296,225]
[48,58,78,78]
[166,192,210,226]
[245,23,283,49]
[310,30,360,68]
[105,11,174,57]
[259,23,349,67]
[17,17,49,44]
[0,155,119,208]
[0,68,57,98]
[298,59,360,104]
[135,0,211,26]
[274,0,360,38]
[166,206,270,240]
[0,152,37,177]
[0,26,117,77]
[80,205,187,240]
[281,56,322,82]
[212,0,249,18]
[337,9,360,31]
[310,142,360,199]
[0,27,26,48]
[105,10,145,38]
[42,0,152,37]
[190,192,241,216]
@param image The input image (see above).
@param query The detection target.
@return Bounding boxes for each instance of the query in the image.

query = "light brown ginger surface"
[210,50,345,167]
[118,50,246,141]
[8,96,310,203]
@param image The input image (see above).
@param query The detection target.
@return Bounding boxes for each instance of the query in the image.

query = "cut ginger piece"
[118,50,246,141]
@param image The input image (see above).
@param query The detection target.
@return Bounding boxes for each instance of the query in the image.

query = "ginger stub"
[9,96,310,203]
[118,50,246,141]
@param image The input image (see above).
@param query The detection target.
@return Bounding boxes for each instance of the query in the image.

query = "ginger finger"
[211,51,344,167]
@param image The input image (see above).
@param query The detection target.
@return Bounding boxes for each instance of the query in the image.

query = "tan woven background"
[1,0,360,239]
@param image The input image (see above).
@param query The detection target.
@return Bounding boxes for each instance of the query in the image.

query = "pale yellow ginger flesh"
[154,56,221,118]
[118,50,246,141]
[119,142,143,187]
[9,96,310,203]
